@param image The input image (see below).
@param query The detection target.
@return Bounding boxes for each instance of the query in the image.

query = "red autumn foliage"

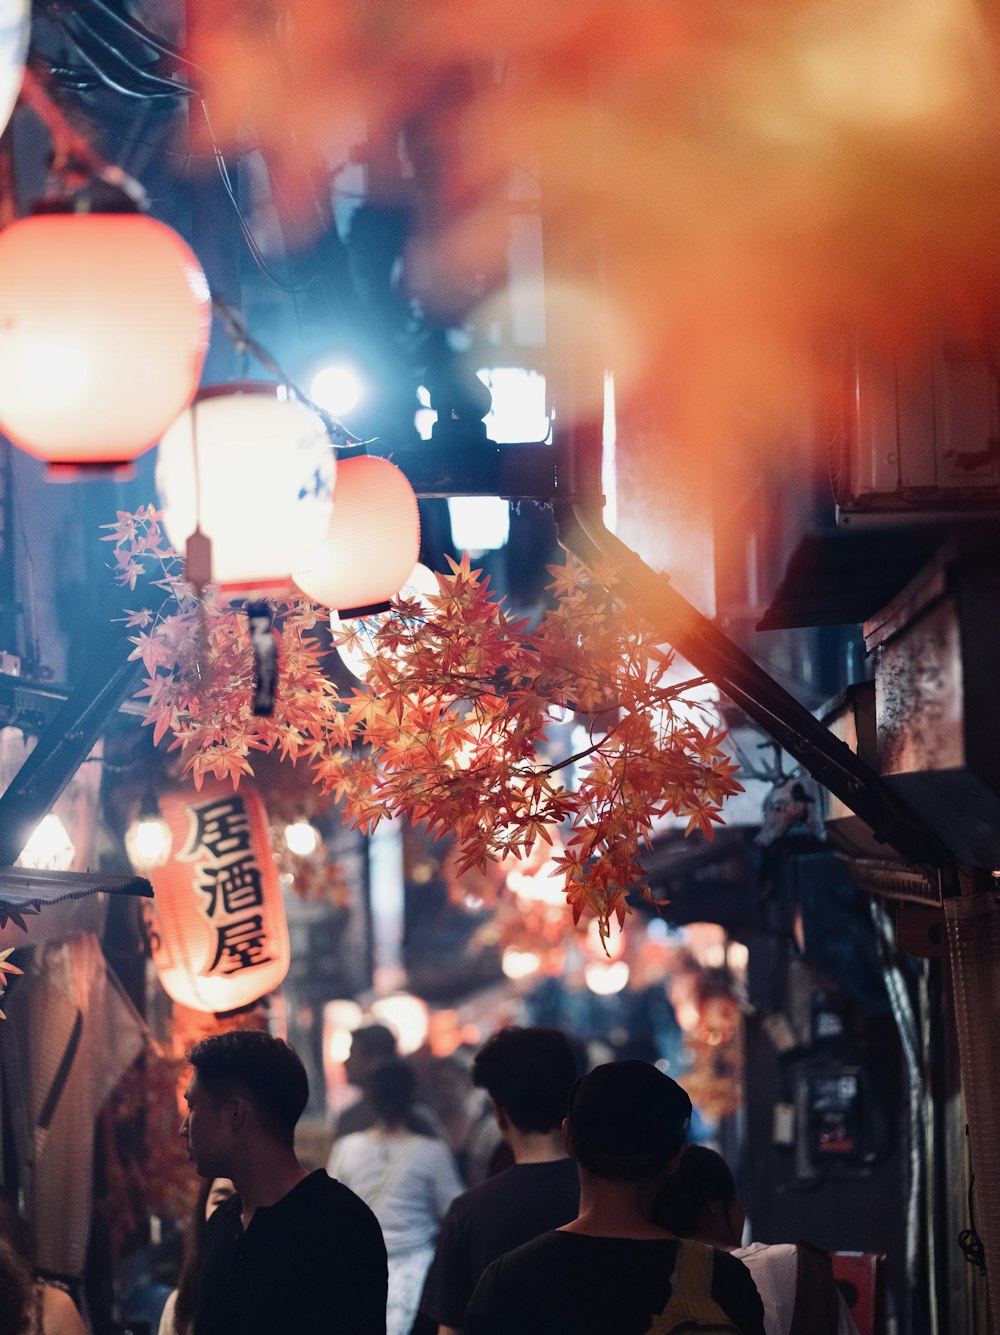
[104,506,742,928]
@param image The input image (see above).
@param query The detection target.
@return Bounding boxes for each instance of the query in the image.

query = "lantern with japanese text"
[0,213,210,472]
[144,779,290,1012]
[293,454,419,614]
[156,383,335,595]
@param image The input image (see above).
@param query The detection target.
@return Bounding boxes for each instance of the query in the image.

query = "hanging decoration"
[143,778,290,1013]
[293,455,420,614]
[0,213,210,472]
[105,506,741,930]
[156,383,335,595]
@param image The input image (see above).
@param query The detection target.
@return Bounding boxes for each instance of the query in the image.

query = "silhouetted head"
[653,1144,744,1247]
[473,1026,579,1134]
[566,1060,691,1182]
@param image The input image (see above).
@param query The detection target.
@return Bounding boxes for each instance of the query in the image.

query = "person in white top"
[653,1144,859,1335]
[329,1059,464,1335]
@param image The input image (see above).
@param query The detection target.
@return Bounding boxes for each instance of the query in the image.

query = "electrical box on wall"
[824,335,1000,523]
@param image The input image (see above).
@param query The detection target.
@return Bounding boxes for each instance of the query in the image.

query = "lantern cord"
[210,295,378,449]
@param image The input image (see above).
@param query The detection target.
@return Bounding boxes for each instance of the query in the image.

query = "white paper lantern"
[156,384,335,595]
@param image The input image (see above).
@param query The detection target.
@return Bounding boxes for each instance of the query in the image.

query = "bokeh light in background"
[284,818,321,858]
[16,813,75,871]
[124,811,173,870]
[584,959,630,995]
[501,947,542,980]
[310,364,362,417]
[370,992,430,1054]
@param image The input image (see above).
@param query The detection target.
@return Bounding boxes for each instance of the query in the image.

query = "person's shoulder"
[41,1283,87,1335]
[295,1172,387,1253]
[709,1244,766,1289]
[733,1241,800,1278]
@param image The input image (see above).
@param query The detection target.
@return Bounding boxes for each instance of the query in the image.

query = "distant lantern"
[157,384,335,596]
[145,778,290,1013]
[0,213,210,473]
[293,455,419,615]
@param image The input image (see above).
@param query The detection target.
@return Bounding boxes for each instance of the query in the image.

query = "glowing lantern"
[145,778,290,1013]
[157,384,335,595]
[293,455,420,614]
[0,213,210,471]
[0,1,29,140]
[330,562,437,681]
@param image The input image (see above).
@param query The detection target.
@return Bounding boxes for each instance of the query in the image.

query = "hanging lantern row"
[0,204,421,612]
[156,389,421,613]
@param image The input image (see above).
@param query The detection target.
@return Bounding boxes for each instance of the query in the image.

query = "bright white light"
[415,369,550,445]
[371,993,430,1056]
[284,818,320,858]
[448,497,510,554]
[17,813,75,871]
[310,365,361,417]
[501,948,541,980]
[476,367,550,443]
[125,814,173,870]
[584,959,630,995]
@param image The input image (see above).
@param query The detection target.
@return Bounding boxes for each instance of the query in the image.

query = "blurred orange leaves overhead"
[191,0,1000,447]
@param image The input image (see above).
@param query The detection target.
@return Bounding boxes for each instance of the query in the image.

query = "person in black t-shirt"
[420,1026,581,1335]
[465,1061,765,1335]
[180,1030,387,1335]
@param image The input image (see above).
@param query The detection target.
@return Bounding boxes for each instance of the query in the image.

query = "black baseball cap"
[566,1060,692,1177]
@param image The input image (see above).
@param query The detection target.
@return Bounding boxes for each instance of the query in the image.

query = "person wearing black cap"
[464,1060,765,1335]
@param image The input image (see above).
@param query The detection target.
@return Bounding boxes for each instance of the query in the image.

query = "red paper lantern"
[293,455,420,614]
[0,214,210,472]
[145,779,290,1013]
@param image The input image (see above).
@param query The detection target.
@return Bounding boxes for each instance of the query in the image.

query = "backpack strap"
[646,1239,734,1335]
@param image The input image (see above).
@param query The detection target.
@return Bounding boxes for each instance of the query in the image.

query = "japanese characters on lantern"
[145,780,290,1012]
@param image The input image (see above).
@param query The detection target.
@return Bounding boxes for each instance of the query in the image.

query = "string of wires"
[32,0,324,296]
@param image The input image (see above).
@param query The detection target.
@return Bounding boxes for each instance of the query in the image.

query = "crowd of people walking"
[1,1023,859,1335]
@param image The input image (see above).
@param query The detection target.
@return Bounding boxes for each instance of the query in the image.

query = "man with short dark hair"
[420,1026,581,1335]
[182,1030,387,1335]
[464,1060,765,1335]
